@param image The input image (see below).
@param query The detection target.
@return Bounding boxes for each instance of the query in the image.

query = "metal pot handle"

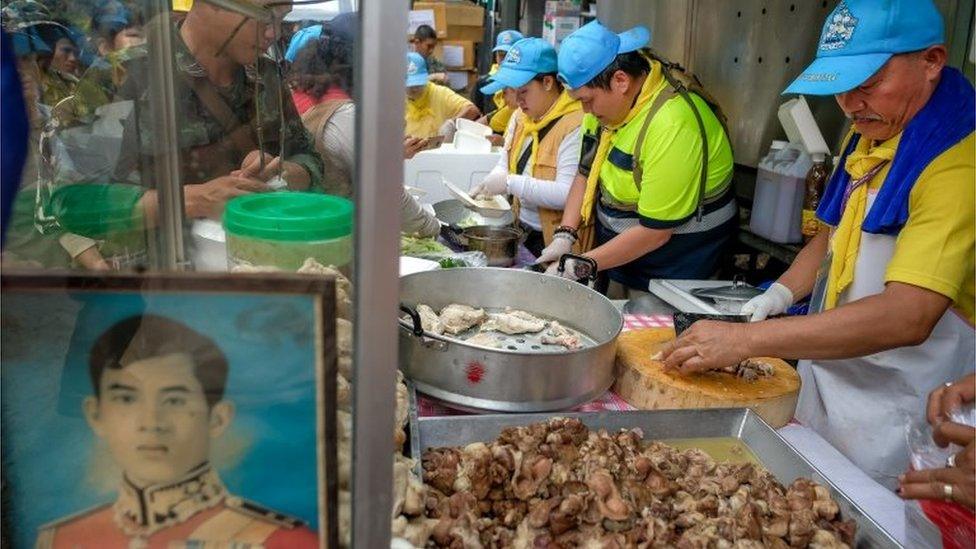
[399,304,425,337]
[439,223,468,247]
[558,253,598,283]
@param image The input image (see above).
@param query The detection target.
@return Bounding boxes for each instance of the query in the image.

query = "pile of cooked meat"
[416,418,855,548]
[413,304,583,350]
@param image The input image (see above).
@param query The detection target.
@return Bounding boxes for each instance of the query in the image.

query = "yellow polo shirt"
[404,82,474,138]
[855,132,976,323]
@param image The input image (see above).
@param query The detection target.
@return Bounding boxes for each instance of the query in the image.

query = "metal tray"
[411,408,900,548]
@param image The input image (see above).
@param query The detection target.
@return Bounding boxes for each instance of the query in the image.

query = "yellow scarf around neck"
[507,91,581,174]
[579,59,664,224]
[823,133,900,309]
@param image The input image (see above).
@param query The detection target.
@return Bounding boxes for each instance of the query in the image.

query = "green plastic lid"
[223,192,354,242]
[50,183,145,238]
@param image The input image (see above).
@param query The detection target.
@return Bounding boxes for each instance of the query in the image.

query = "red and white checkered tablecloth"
[416,314,674,417]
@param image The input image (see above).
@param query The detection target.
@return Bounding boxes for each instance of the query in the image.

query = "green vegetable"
[438,257,468,269]
[401,235,450,256]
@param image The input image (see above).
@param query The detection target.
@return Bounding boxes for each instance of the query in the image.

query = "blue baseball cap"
[285,24,321,62]
[784,0,945,95]
[405,51,429,87]
[492,29,524,53]
[556,20,650,90]
[481,38,557,94]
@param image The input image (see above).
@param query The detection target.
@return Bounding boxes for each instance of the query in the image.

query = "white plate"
[441,178,511,218]
[400,256,440,276]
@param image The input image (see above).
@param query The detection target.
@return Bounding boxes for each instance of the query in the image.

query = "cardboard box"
[435,40,476,69]
[410,1,485,42]
[445,69,479,92]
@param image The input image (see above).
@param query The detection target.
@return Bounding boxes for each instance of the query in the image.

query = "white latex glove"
[437,118,458,140]
[741,282,794,322]
[469,168,509,198]
[535,233,574,266]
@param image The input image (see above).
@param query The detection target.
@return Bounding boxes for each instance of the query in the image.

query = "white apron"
[796,191,975,489]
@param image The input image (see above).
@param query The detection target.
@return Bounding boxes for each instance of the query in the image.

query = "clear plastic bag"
[410,251,488,269]
[904,402,976,549]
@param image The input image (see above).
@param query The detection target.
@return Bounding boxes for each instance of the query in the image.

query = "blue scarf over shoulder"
[816,67,975,234]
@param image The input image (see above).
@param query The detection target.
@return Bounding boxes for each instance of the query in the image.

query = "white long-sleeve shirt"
[494,113,582,231]
[321,103,440,238]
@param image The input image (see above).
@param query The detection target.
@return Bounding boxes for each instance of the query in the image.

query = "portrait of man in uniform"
[35,314,319,548]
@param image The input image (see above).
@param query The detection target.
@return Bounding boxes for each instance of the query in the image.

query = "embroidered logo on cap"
[407,60,418,75]
[820,1,858,51]
[508,47,522,64]
[800,73,837,82]
[501,33,513,44]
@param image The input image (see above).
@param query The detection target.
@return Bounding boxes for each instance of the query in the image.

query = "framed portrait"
[1,272,338,549]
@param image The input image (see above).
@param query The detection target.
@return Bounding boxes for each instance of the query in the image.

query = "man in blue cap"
[539,19,735,293]
[472,29,524,131]
[664,0,974,491]
[404,51,479,138]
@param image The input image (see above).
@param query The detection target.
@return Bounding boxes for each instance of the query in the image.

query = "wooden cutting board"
[613,328,800,428]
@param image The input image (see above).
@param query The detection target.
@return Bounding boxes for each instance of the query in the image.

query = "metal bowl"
[433,199,514,228]
[461,225,522,267]
[399,268,624,412]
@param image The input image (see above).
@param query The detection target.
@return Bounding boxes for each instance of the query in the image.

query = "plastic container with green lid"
[49,183,149,268]
[223,192,354,271]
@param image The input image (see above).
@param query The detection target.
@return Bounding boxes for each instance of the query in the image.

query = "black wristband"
[554,225,578,239]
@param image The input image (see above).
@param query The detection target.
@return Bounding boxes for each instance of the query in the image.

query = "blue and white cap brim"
[480,66,537,94]
[783,51,891,95]
[406,73,429,87]
[492,44,514,53]
[617,26,650,53]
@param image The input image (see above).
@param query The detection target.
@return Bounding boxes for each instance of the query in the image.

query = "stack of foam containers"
[403,120,503,204]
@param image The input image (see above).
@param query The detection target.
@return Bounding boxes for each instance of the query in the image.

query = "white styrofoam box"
[453,130,492,153]
[404,147,502,204]
[456,118,492,137]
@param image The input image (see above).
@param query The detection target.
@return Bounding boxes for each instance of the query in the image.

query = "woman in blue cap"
[471,29,524,135]
[541,20,735,294]
[469,37,583,257]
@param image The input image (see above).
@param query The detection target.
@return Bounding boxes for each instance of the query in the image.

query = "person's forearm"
[744,283,951,360]
[776,226,829,300]
[137,191,160,228]
[285,155,318,190]
[459,105,481,120]
[559,174,586,229]
[585,226,671,271]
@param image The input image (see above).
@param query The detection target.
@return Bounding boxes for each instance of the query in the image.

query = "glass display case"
[1,0,406,545]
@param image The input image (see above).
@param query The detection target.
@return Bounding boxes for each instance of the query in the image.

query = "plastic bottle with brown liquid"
[802,153,829,242]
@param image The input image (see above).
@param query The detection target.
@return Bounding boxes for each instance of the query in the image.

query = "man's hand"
[899,423,976,511]
[185,176,269,219]
[404,136,427,160]
[661,321,752,375]
[927,374,976,433]
[438,118,458,141]
[237,151,310,189]
[469,169,508,198]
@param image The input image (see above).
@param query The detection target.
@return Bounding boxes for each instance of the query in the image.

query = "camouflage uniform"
[109,20,324,187]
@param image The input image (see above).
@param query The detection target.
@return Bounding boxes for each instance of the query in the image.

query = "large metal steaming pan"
[399,268,623,412]
[412,408,900,549]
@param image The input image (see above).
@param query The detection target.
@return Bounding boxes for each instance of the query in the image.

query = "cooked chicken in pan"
[482,308,548,335]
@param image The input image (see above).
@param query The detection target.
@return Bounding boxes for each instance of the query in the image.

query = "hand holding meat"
[662,320,751,375]
[469,167,509,198]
